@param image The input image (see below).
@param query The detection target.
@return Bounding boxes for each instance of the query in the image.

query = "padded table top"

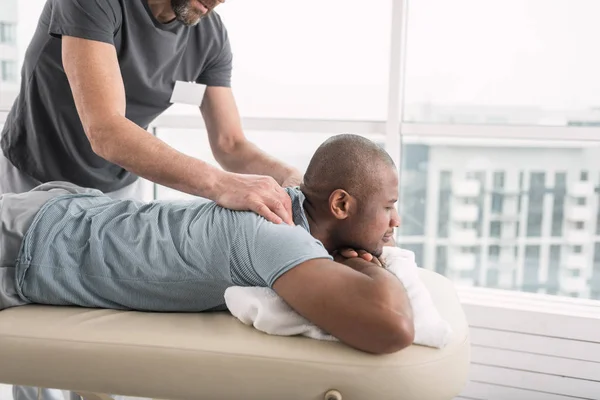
[0,269,470,400]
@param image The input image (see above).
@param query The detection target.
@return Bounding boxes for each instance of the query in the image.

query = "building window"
[0,23,16,44]
[577,197,587,206]
[437,171,452,238]
[597,179,600,235]
[473,171,486,237]
[459,270,473,279]
[486,269,499,287]
[576,221,585,230]
[0,60,18,83]
[580,171,589,181]
[595,243,600,273]
[401,244,424,268]
[547,245,561,293]
[488,245,500,261]
[399,144,429,236]
[490,221,502,238]
[551,172,566,237]
[491,171,505,214]
[491,193,503,214]
[435,246,447,276]
[574,245,583,254]
[527,172,546,237]
[517,171,525,213]
[523,245,540,292]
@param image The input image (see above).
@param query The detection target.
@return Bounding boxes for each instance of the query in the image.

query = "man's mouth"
[195,0,210,13]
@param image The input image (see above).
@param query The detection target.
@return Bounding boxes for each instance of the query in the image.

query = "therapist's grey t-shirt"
[14,187,332,312]
[1,0,232,192]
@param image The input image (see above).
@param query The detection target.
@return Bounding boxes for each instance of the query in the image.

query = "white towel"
[224,247,453,349]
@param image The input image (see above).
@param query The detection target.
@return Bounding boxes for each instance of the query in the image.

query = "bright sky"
[17,0,600,118]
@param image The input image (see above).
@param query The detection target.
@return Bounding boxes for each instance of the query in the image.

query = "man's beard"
[171,0,209,26]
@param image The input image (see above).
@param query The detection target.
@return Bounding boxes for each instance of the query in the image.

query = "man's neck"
[302,196,336,254]
[147,0,176,23]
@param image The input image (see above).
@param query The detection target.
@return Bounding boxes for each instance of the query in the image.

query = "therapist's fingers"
[216,173,295,226]
[259,189,294,226]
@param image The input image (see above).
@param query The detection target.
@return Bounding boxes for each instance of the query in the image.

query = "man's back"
[13,187,331,312]
[0,0,232,192]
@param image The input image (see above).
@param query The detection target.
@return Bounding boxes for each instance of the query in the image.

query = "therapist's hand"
[214,172,295,225]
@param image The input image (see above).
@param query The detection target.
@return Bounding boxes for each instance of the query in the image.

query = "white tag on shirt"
[170,81,207,106]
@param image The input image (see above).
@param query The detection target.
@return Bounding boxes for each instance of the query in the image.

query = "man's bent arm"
[201,87,303,187]
[62,36,228,198]
[272,258,415,354]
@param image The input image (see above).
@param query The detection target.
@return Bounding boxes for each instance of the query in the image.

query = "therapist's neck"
[147,0,176,23]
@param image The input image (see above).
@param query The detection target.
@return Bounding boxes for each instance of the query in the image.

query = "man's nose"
[390,210,401,227]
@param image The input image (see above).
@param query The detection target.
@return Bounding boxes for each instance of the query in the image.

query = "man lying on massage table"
[0,133,413,355]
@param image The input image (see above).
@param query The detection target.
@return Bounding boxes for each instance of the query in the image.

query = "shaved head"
[302,134,395,203]
[300,134,400,257]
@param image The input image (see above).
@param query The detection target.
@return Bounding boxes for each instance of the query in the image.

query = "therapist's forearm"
[89,116,224,199]
[215,139,301,186]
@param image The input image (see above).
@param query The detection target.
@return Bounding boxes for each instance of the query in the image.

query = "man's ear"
[328,189,356,220]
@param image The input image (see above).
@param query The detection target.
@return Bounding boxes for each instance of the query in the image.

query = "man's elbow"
[372,316,415,355]
[86,119,120,161]
[211,136,244,168]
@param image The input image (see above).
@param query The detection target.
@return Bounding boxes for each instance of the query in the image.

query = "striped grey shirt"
[14,187,332,312]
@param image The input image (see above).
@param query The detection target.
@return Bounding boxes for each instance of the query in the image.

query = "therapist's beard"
[171,0,208,26]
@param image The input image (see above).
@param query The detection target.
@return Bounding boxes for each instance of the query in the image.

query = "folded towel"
[224,246,453,348]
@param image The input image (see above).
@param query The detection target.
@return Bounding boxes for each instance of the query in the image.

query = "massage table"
[0,268,470,400]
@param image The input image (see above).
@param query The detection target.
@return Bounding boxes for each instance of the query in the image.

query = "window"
[491,171,505,214]
[218,0,392,120]
[551,172,566,237]
[459,270,473,279]
[401,244,424,268]
[487,269,499,287]
[581,171,589,181]
[493,171,505,188]
[0,61,17,83]
[592,244,600,299]
[547,245,561,293]
[490,221,502,238]
[399,144,428,236]
[396,136,599,298]
[523,245,541,292]
[488,245,500,260]
[574,245,583,254]
[403,0,600,126]
[527,172,546,237]
[577,197,587,206]
[435,246,447,275]
[0,22,16,44]
[576,221,585,230]
[437,171,452,238]
[597,180,600,235]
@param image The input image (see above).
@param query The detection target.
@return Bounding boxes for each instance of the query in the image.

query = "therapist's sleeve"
[47,0,122,45]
